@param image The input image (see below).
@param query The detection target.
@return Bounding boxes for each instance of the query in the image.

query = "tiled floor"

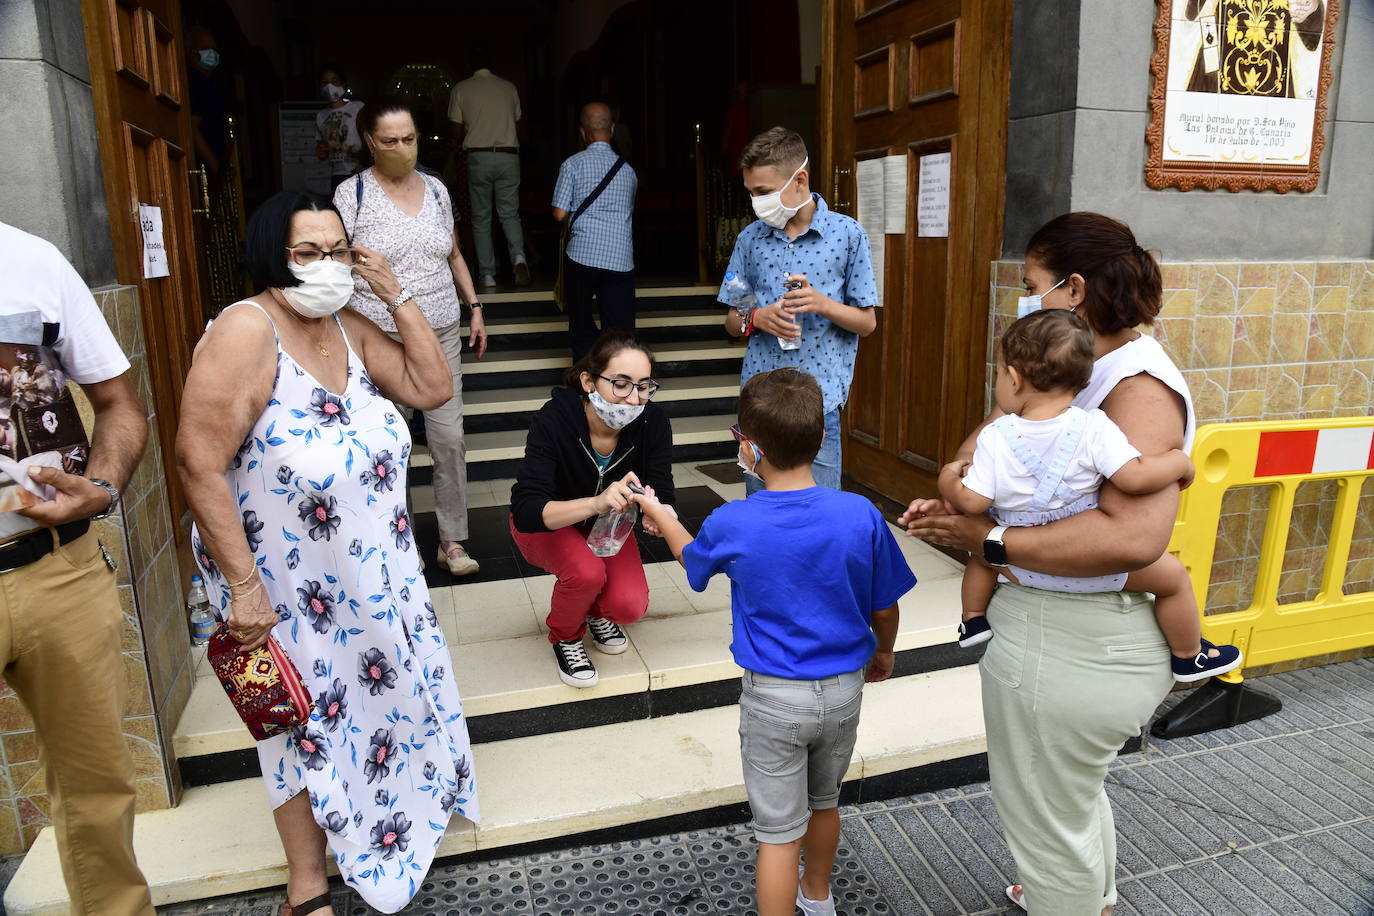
[135,658,1374,915]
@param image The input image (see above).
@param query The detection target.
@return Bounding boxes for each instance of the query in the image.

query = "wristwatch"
[386,288,414,315]
[467,301,483,311]
[982,525,1009,567]
[89,478,121,520]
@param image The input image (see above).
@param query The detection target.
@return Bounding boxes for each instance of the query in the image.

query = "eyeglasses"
[598,376,660,399]
[371,134,417,149]
[730,424,764,456]
[285,246,356,266]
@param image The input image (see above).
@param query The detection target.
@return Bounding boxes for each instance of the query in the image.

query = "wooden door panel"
[828,0,1008,504]
[85,0,202,537]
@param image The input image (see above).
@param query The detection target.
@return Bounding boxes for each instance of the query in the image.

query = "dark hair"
[241,190,344,290]
[358,96,414,139]
[999,309,1095,394]
[738,127,807,174]
[737,368,824,471]
[319,64,348,85]
[563,330,657,390]
[1025,212,1162,335]
[471,43,493,71]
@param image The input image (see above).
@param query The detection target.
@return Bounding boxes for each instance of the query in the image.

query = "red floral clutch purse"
[207,625,313,741]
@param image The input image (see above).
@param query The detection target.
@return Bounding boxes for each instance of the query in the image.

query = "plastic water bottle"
[187,574,214,647]
[722,271,759,314]
[586,505,639,557]
[777,275,804,351]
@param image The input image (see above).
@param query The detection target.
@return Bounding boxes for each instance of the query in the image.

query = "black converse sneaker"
[587,616,629,655]
[552,639,599,688]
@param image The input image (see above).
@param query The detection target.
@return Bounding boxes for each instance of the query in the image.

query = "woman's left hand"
[468,309,488,359]
[351,244,402,303]
[639,485,676,537]
[899,498,993,552]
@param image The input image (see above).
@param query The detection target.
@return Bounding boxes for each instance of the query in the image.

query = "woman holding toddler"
[903,212,1237,915]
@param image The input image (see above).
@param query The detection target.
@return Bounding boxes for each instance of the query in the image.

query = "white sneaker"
[479,273,497,289]
[796,886,837,916]
[437,542,479,577]
[587,616,628,654]
[553,639,599,688]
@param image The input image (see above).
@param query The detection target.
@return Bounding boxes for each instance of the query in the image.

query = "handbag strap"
[568,155,626,229]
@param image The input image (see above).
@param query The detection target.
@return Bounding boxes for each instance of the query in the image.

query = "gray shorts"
[738,668,865,844]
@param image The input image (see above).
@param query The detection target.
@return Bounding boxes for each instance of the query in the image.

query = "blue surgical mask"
[197,49,220,71]
[1016,276,1068,318]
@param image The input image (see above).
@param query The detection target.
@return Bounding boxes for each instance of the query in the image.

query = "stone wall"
[989,259,1374,626]
[0,286,190,854]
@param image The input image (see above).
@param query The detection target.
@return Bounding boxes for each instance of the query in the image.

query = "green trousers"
[981,584,1174,915]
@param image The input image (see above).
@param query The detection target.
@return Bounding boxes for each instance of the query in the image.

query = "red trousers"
[509,515,649,643]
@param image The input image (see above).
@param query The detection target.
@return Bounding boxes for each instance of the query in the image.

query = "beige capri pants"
[981,583,1174,915]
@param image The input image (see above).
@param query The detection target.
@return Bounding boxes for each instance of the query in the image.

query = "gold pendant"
[320,345,330,358]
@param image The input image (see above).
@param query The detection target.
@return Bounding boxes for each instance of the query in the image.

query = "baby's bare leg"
[1124,554,1211,659]
[962,557,998,623]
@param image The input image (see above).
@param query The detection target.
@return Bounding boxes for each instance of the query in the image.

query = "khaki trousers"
[0,528,152,915]
[980,584,1173,915]
[388,319,469,542]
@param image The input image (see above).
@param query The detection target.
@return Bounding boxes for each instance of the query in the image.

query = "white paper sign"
[882,155,907,234]
[139,204,169,279]
[854,159,887,304]
[917,153,951,238]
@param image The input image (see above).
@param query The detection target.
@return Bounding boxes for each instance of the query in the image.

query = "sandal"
[1006,885,1026,911]
[283,890,333,916]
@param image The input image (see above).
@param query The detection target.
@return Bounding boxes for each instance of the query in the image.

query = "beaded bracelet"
[225,568,258,590]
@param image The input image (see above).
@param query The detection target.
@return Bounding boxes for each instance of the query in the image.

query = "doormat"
[696,461,743,485]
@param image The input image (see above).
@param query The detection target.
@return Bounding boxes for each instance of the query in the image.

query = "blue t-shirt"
[681,487,916,679]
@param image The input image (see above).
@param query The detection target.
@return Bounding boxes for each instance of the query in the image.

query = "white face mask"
[1016,276,1068,318]
[322,83,346,102]
[280,260,354,319]
[736,441,764,482]
[751,158,813,230]
[588,390,645,430]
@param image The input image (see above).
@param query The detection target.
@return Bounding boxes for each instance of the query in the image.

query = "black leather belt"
[0,519,90,573]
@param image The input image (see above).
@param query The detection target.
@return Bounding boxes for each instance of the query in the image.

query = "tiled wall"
[0,285,192,853]
[989,260,1374,628]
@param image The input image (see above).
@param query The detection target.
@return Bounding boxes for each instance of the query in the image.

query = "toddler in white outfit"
[943,309,1241,683]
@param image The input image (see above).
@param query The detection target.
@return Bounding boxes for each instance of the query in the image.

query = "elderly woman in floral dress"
[177,189,478,916]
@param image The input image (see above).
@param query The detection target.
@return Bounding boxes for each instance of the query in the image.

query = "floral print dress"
[191,303,477,913]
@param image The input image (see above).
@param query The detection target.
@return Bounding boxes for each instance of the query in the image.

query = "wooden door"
[82,0,204,536]
[820,0,1010,503]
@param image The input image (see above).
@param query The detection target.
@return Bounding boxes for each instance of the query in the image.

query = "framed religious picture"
[1146,0,1341,192]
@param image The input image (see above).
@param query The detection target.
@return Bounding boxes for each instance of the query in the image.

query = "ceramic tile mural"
[990,260,1374,638]
[0,285,193,853]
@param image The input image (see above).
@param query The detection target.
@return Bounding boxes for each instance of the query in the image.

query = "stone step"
[171,538,967,775]
[3,665,986,915]
[481,308,722,338]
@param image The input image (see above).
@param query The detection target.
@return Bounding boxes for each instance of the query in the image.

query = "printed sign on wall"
[1145,0,1341,192]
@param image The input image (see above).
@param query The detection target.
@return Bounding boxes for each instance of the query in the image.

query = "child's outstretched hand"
[634,486,678,537]
[865,651,895,682]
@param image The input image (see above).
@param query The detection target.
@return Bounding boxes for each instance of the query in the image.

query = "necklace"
[269,291,331,357]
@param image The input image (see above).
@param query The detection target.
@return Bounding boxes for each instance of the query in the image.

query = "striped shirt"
[552,142,636,273]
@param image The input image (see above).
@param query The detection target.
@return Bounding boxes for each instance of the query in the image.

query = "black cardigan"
[510,387,676,533]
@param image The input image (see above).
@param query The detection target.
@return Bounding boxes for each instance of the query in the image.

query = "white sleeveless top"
[1073,333,1196,452]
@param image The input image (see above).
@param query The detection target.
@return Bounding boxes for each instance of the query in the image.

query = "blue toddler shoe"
[1172,639,1243,683]
[957,616,992,648]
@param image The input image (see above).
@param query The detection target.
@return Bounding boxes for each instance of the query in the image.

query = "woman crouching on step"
[510,330,677,687]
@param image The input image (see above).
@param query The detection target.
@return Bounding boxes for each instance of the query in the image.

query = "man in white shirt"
[0,222,152,914]
[448,47,530,289]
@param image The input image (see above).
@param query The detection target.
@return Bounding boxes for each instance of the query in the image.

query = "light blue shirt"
[552,142,637,273]
[717,195,879,413]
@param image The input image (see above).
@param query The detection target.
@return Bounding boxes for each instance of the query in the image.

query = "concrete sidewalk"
[140,658,1374,914]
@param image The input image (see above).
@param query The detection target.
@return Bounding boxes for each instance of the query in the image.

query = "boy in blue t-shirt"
[632,368,916,916]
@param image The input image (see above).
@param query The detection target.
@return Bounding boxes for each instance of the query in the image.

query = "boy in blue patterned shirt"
[720,127,880,492]
[632,368,915,916]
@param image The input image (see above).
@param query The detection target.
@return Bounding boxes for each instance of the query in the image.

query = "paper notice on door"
[882,155,907,234]
[139,204,169,278]
[917,153,951,238]
[854,159,887,303]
